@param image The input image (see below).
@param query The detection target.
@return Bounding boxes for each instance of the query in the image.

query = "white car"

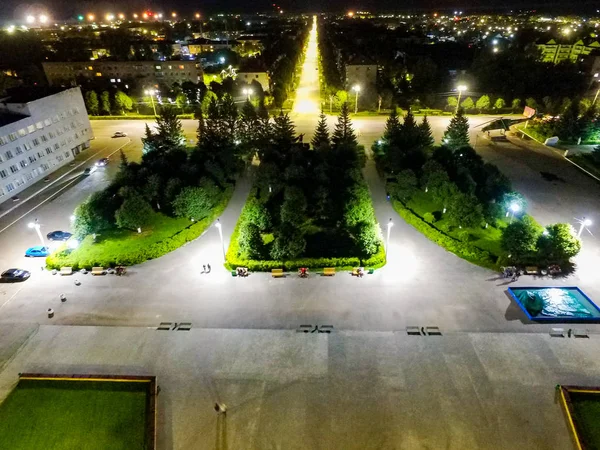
[112,131,127,138]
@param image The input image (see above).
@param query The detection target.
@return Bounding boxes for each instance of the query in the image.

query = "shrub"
[423,212,435,223]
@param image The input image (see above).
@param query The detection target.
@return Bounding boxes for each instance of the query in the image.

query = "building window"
[56,155,64,162]
[32,138,40,147]
[15,178,24,187]
[23,142,31,151]
[5,183,15,192]
[5,150,13,160]
[24,172,33,181]
[0,188,4,197]
[9,165,18,174]
[0,170,7,179]
[48,132,56,139]
[29,155,36,163]
[19,160,27,168]
[0,136,8,146]
[8,133,18,141]
[54,143,60,150]
[64,151,70,158]
[155,65,162,70]
[45,148,52,155]
[40,163,49,171]
[52,115,59,123]
[27,125,35,133]
[41,135,48,142]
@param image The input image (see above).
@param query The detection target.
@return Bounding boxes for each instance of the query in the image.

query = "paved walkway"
[0,324,596,449]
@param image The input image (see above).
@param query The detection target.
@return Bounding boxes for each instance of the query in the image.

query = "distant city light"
[106,14,115,21]
[77,15,84,21]
[88,14,95,21]
[39,15,48,24]
[348,11,354,17]
[26,15,35,24]
[219,56,225,64]
[195,13,201,19]
[118,13,125,20]
[171,12,177,18]
[133,13,139,19]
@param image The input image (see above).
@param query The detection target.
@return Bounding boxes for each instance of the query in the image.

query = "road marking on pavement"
[0,286,23,311]
[0,139,131,235]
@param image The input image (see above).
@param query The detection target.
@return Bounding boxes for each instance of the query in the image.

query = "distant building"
[345,55,378,105]
[42,61,203,87]
[237,72,270,91]
[0,87,92,206]
[537,39,600,64]
[184,39,233,56]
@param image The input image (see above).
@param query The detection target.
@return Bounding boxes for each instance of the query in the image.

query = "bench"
[91,267,105,276]
[525,266,539,275]
[59,267,73,276]
[323,268,336,276]
[550,328,565,338]
[272,268,285,278]
[352,268,362,277]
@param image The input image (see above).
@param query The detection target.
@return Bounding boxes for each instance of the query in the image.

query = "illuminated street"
[292,16,321,116]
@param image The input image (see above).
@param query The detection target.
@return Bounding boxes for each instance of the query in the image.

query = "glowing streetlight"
[118,13,125,20]
[142,12,149,19]
[39,15,48,24]
[575,217,593,238]
[507,203,520,223]
[144,89,158,116]
[242,88,253,100]
[195,13,201,19]
[87,14,95,22]
[133,13,139,19]
[386,218,394,259]
[28,219,46,248]
[215,219,225,261]
[26,15,35,24]
[219,56,225,64]
[456,85,467,113]
[105,14,115,22]
[352,85,361,114]
[171,12,177,18]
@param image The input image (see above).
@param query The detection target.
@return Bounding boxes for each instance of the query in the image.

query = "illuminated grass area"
[569,391,600,449]
[0,379,149,450]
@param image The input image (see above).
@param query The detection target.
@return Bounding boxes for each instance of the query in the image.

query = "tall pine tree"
[418,115,435,149]
[331,103,358,148]
[383,107,402,144]
[272,111,296,150]
[442,108,470,151]
[311,110,330,149]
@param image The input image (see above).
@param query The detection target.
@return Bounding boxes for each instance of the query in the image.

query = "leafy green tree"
[356,221,380,256]
[115,192,153,231]
[201,90,218,114]
[270,222,306,260]
[144,173,162,209]
[100,91,111,115]
[525,97,539,110]
[172,180,220,219]
[421,160,449,190]
[72,190,119,239]
[175,93,188,110]
[511,98,522,111]
[460,97,474,110]
[344,185,375,227]
[280,186,307,226]
[501,216,542,261]
[557,99,583,141]
[114,91,133,114]
[245,199,271,231]
[335,90,348,108]
[311,111,330,149]
[84,91,99,115]
[494,97,506,109]
[392,169,418,201]
[442,108,470,151]
[447,192,484,228]
[331,103,358,148]
[537,223,581,263]
[239,222,265,259]
[447,96,458,108]
[432,180,459,207]
[476,95,491,111]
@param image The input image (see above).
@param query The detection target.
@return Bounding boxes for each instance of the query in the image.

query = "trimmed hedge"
[392,200,499,270]
[226,190,386,271]
[46,186,233,270]
[89,114,194,120]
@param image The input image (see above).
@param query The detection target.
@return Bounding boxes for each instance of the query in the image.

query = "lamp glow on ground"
[215,219,225,261]
[386,218,393,258]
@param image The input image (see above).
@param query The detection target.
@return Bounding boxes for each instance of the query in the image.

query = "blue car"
[25,246,50,257]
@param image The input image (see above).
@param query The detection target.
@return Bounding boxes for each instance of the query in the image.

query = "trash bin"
[47,308,54,319]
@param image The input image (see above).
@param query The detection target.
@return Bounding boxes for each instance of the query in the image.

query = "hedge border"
[225,190,387,272]
[46,186,233,270]
[391,200,499,271]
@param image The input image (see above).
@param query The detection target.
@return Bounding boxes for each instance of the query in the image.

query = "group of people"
[201,264,212,274]
[501,266,520,282]
[236,267,249,277]
[298,267,309,278]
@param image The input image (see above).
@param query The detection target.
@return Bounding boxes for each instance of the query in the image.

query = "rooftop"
[1,86,68,105]
[0,112,29,127]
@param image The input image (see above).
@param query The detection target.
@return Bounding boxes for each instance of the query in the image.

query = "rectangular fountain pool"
[508,287,600,322]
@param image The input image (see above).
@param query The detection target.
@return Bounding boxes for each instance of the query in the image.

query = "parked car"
[95,157,109,167]
[25,246,50,257]
[112,131,127,138]
[83,166,97,176]
[0,268,31,283]
[46,230,72,241]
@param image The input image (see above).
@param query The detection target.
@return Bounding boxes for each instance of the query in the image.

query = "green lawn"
[570,392,600,449]
[0,379,148,450]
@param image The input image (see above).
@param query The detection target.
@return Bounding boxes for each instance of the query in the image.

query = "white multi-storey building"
[0,87,92,206]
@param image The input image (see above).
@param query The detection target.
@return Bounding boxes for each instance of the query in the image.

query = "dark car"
[0,269,31,283]
[95,158,109,167]
[46,230,72,241]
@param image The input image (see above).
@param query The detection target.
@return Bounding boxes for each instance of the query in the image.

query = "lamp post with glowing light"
[28,219,46,248]
[506,203,520,223]
[575,217,593,238]
[215,219,225,261]
[386,218,394,259]
[352,85,361,114]
[144,89,158,116]
[242,88,253,101]
[456,85,467,114]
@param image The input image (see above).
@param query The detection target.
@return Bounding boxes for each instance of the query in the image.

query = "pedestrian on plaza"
[568,329,572,338]
[214,402,227,414]
[202,265,206,273]
[207,264,211,273]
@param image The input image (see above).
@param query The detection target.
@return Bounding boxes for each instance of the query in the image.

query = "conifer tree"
[418,115,435,149]
[311,110,330,149]
[442,108,470,151]
[383,107,402,144]
[272,111,296,149]
[331,103,357,148]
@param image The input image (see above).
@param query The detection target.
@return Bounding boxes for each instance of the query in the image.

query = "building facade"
[42,61,203,87]
[345,55,378,107]
[237,72,270,91]
[537,39,600,64]
[0,87,92,206]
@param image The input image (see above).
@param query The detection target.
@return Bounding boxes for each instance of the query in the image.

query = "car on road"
[95,157,109,167]
[83,166,97,176]
[46,230,72,241]
[0,268,31,283]
[25,246,50,257]
[112,131,127,138]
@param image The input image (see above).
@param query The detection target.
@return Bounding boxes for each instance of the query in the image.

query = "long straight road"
[292,16,320,116]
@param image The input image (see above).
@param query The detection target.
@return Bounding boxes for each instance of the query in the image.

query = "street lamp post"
[28,219,46,248]
[215,219,225,261]
[352,85,361,114]
[575,217,593,238]
[456,85,467,114]
[386,218,394,259]
[144,89,157,116]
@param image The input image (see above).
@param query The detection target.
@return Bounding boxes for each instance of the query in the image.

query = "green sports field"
[0,379,149,450]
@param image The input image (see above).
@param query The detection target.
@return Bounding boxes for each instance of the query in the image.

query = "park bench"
[271,268,285,278]
[525,266,539,275]
[59,267,73,276]
[91,267,105,276]
[550,328,565,338]
[323,268,336,276]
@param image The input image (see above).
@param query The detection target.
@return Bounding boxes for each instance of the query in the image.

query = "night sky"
[2,0,598,22]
